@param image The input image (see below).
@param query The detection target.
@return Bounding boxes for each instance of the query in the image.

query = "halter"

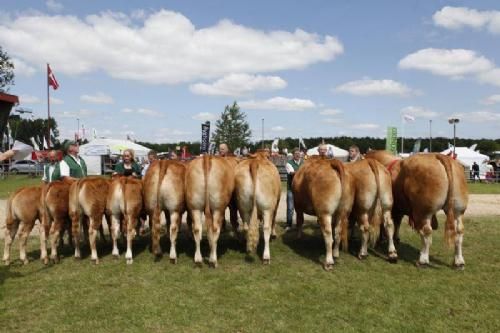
[386,159,400,174]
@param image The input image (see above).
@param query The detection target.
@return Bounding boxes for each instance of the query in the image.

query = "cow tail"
[366,159,382,246]
[435,154,456,247]
[41,183,51,237]
[329,160,349,252]
[155,161,168,225]
[247,161,259,253]
[203,155,212,226]
[5,188,21,229]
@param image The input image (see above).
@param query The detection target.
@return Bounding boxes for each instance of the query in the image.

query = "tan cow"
[40,179,75,264]
[69,177,110,263]
[365,150,468,268]
[234,154,280,264]
[292,158,354,270]
[185,155,235,267]
[143,160,186,263]
[106,176,143,264]
[345,159,397,262]
[3,186,44,265]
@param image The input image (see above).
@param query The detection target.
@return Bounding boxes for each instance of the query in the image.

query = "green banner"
[386,126,398,155]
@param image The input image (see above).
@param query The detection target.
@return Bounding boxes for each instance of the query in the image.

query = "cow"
[185,155,235,267]
[365,150,468,268]
[106,176,143,264]
[292,158,354,270]
[69,177,111,263]
[234,153,281,264]
[344,159,397,262]
[3,186,44,265]
[142,160,186,263]
[40,179,75,264]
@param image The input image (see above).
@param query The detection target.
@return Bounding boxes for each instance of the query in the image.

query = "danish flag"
[48,64,59,90]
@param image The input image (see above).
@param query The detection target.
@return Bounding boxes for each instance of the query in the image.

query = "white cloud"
[58,109,96,118]
[477,68,500,87]
[239,97,316,111]
[80,92,114,104]
[271,126,285,132]
[19,94,40,104]
[400,106,439,118]
[481,94,500,105]
[433,6,500,34]
[335,78,415,96]
[450,111,500,123]
[12,58,36,76]
[324,118,342,124]
[398,48,494,78]
[46,0,63,12]
[121,107,163,117]
[192,112,217,121]
[319,108,342,116]
[350,123,380,130]
[0,10,343,84]
[190,73,287,96]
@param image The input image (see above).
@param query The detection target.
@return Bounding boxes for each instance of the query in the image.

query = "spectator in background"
[318,144,328,158]
[52,141,87,181]
[113,149,141,178]
[347,145,362,162]
[42,150,59,183]
[285,148,303,231]
[472,162,480,182]
[169,151,178,160]
[219,143,230,157]
[141,150,158,178]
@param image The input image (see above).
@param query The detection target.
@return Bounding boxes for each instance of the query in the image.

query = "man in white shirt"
[141,150,158,178]
[42,150,59,183]
[52,141,87,181]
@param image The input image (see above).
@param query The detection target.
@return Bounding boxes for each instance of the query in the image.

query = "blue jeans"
[286,190,294,227]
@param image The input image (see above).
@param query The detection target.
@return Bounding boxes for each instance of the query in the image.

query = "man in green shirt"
[42,150,59,183]
[285,148,302,231]
[52,141,87,181]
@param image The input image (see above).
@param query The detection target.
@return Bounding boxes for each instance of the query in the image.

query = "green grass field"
[1,216,499,332]
[0,175,42,199]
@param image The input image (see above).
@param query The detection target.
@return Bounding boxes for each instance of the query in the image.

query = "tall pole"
[453,122,456,156]
[261,118,264,149]
[401,119,404,154]
[77,118,80,143]
[429,119,432,152]
[46,63,51,149]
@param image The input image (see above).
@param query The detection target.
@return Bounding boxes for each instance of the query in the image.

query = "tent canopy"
[307,144,348,158]
[441,147,489,168]
[80,138,150,157]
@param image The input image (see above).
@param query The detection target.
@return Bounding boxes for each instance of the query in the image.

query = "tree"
[0,46,15,93]
[212,101,252,151]
[7,115,60,149]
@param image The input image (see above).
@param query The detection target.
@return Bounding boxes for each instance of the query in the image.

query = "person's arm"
[42,165,48,182]
[59,160,77,181]
[113,162,124,176]
[285,162,295,175]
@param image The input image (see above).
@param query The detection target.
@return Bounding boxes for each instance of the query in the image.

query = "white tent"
[307,144,349,160]
[79,138,151,175]
[441,146,490,179]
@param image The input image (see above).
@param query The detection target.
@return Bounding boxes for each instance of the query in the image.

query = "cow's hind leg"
[358,213,370,260]
[169,211,181,264]
[262,210,273,264]
[151,209,162,259]
[3,218,19,266]
[49,217,64,263]
[296,210,305,239]
[191,210,203,266]
[319,214,335,271]
[89,216,101,264]
[417,217,433,267]
[18,221,35,265]
[110,215,121,258]
[125,214,137,265]
[332,216,343,259]
[453,214,465,269]
[71,214,82,259]
[207,210,223,268]
[383,210,398,263]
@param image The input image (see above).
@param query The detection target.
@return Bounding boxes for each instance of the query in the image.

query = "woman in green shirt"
[113,149,141,178]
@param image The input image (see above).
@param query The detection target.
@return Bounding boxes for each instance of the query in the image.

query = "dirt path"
[1,194,499,239]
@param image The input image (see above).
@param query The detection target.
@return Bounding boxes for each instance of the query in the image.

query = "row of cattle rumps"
[3,150,468,270]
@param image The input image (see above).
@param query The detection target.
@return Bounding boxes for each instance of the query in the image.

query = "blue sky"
[1,0,499,143]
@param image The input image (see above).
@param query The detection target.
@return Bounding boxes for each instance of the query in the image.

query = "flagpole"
[401,116,404,154]
[47,63,51,149]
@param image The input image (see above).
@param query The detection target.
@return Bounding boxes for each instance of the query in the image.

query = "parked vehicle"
[9,160,43,174]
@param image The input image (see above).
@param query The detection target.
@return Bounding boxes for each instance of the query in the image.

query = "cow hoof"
[3,260,10,266]
[22,258,29,265]
[91,258,99,265]
[262,259,270,265]
[387,256,398,264]
[74,256,81,261]
[126,258,133,265]
[415,261,429,268]
[194,261,203,268]
[154,254,162,262]
[208,261,218,269]
[323,263,334,271]
[357,254,368,260]
[112,254,119,260]
[170,258,177,264]
[51,256,60,264]
[270,234,277,241]
[42,257,49,265]
[453,263,465,271]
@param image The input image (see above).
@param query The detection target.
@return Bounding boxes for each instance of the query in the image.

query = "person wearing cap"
[42,150,59,183]
[52,141,87,181]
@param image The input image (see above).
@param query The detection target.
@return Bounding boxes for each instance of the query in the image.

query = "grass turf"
[1,216,499,332]
[0,175,42,199]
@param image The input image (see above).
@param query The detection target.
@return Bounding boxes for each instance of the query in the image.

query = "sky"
[1,0,500,144]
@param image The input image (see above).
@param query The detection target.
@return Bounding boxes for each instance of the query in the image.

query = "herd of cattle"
[3,150,468,270]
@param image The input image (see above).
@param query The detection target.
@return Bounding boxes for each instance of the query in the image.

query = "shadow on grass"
[0,265,24,286]
[281,224,325,265]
